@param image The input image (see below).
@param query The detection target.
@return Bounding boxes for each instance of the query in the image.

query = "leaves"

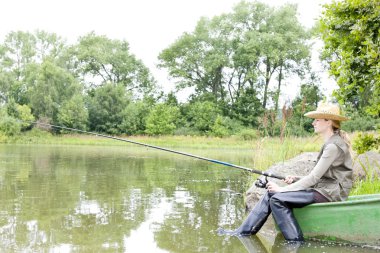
[319,0,380,115]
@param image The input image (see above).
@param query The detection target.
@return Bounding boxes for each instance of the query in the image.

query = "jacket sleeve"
[280,144,340,192]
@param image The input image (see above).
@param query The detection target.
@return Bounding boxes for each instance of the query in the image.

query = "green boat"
[292,194,380,245]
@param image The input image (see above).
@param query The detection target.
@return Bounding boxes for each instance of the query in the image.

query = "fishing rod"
[27,121,285,184]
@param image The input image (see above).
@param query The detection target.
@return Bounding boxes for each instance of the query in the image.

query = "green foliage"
[353,132,380,154]
[0,30,160,136]
[16,104,34,130]
[0,31,68,105]
[173,127,201,136]
[158,1,311,119]
[210,115,230,137]
[0,109,21,136]
[236,128,259,141]
[186,101,221,133]
[287,82,323,135]
[87,83,131,134]
[120,100,151,135]
[145,104,180,135]
[351,177,380,196]
[230,87,263,127]
[75,32,157,97]
[351,154,380,195]
[1,101,34,132]
[57,94,88,131]
[27,60,82,122]
[319,0,380,115]
[341,111,380,132]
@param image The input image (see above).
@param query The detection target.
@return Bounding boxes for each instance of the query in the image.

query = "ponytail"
[332,120,354,157]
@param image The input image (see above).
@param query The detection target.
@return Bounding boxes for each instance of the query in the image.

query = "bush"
[353,132,380,154]
[210,116,230,137]
[236,128,259,141]
[0,132,8,143]
[0,115,21,136]
[145,104,180,135]
[16,104,35,130]
[120,101,150,135]
[342,112,380,132]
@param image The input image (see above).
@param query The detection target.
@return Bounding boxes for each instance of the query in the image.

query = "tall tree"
[0,30,70,105]
[74,32,157,98]
[158,16,231,102]
[233,2,311,110]
[0,31,36,104]
[158,1,311,113]
[26,60,82,122]
[319,0,380,116]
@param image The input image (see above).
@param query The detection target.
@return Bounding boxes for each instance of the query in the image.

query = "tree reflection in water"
[1,144,376,252]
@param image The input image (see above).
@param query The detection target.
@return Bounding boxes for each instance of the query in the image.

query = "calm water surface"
[0,144,378,252]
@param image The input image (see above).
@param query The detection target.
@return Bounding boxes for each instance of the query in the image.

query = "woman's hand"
[284,175,297,184]
[266,181,283,193]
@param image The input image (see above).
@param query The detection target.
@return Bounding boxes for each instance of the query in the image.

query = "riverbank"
[3,129,378,195]
[1,129,322,172]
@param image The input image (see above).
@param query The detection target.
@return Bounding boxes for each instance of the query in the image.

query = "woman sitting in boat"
[218,103,353,242]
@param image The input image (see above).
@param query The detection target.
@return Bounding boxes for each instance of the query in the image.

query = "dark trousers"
[235,191,316,241]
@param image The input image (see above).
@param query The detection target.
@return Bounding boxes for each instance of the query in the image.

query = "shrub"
[145,104,180,135]
[342,112,380,132]
[210,116,230,137]
[353,132,380,154]
[236,128,259,141]
[0,115,21,136]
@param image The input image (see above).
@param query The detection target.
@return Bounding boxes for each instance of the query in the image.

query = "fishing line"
[26,121,285,181]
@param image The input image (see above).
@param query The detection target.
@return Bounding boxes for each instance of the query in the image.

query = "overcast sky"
[0,0,335,103]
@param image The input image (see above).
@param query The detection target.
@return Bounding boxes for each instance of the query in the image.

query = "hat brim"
[304,111,349,121]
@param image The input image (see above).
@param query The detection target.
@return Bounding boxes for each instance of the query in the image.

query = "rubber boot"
[269,191,315,241]
[218,192,272,236]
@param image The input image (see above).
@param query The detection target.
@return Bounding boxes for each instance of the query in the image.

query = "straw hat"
[304,102,349,121]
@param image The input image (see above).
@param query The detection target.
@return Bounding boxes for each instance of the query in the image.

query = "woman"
[218,103,353,242]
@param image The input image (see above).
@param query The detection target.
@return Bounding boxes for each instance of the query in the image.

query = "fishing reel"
[255,176,268,188]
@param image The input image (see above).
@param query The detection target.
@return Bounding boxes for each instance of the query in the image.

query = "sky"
[0,0,335,103]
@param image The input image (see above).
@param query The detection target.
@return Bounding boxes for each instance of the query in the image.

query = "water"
[0,144,378,252]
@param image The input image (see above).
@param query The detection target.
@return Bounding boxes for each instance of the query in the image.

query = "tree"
[6,99,35,130]
[120,100,152,135]
[158,16,231,102]
[230,87,262,127]
[0,31,36,104]
[319,0,380,116]
[232,2,311,110]
[74,32,157,98]
[57,94,88,130]
[0,31,68,105]
[290,81,323,134]
[145,104,180,135]
[87,83,131,134]
[27,60,82,122]
[158,1,311,117]
[186,101,221,133]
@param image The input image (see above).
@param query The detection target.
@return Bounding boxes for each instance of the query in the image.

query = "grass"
[351,177,380,195]
[2,129,379,195]
[350,155,380,195]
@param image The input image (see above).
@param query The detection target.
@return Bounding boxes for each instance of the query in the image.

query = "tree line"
[0,0,379,138]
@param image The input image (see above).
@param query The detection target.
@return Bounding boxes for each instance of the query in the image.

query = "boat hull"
[293,194,380,245]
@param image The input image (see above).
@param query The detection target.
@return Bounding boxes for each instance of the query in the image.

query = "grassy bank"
[1,129,378,195]
[3,129,322,166]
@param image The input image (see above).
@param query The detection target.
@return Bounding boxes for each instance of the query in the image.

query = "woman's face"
[312,119,332,134]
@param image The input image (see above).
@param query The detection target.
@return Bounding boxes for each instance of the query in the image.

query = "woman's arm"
[268,144,341,193]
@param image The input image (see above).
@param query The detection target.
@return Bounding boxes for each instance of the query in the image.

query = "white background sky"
[0,0,335,104]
